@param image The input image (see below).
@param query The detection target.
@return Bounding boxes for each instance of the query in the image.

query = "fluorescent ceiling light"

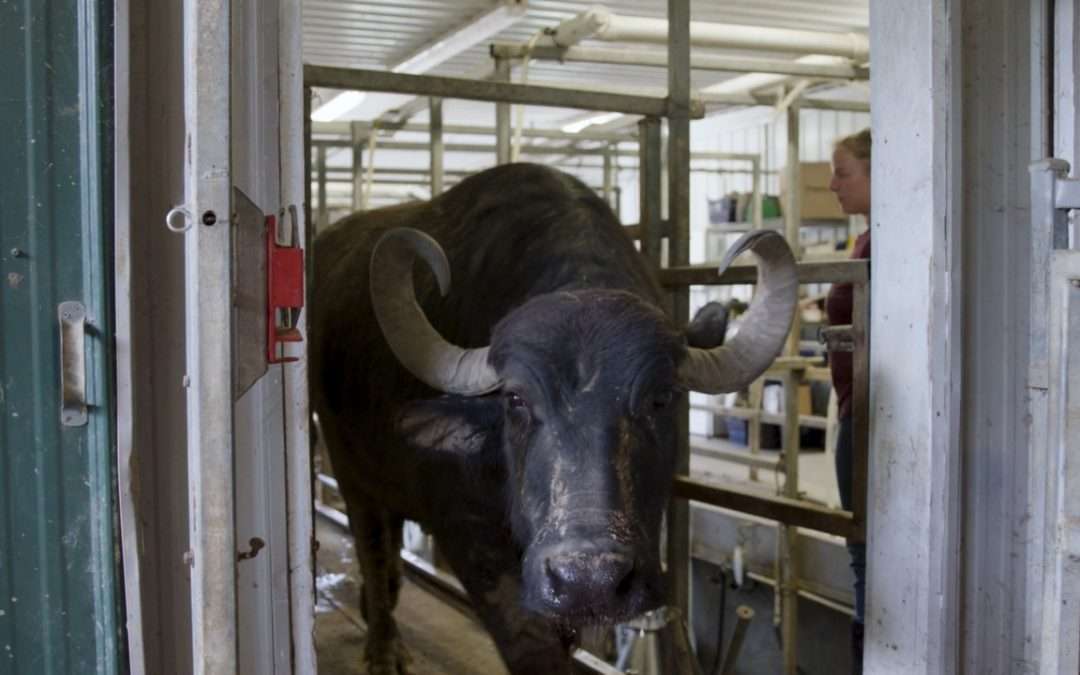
[392,1,527,75]
[561,111,623,134]
[310,91,366,122]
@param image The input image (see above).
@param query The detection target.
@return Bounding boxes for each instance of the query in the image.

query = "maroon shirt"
[826,230,870,418]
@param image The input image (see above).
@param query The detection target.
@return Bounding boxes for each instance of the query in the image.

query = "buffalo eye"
[504,391,528,410]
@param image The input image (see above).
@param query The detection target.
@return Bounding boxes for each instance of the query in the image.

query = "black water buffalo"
[311,162,796,675]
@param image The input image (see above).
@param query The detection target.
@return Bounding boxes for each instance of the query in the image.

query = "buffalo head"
[371,227,796,625]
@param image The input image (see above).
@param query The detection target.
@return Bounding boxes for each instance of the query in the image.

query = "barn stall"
[4,0,1080,674]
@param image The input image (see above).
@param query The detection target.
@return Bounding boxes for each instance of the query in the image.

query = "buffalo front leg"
[347,498,411,675]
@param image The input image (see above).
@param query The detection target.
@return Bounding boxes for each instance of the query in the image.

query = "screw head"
[201,210,217,226]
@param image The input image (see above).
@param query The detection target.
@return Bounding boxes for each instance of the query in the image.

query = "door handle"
[58,301,88,427]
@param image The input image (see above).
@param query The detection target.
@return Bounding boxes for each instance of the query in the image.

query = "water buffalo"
[310,162,796,674]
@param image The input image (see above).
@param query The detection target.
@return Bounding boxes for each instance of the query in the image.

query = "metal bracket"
[819,325,854,353]
[58,301,88,427]
[267,208,304,365]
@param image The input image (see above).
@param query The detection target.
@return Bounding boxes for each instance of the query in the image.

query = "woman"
[826,127,871,674]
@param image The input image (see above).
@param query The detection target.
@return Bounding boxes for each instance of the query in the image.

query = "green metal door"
[0,0,121,673]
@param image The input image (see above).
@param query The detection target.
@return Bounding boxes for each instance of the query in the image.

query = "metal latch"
[819,325,854,353]
[267,208,304,365]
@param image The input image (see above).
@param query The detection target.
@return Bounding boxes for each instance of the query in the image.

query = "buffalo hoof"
[363,635,413,675]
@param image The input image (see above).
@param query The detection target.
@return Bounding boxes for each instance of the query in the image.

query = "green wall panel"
[0,0,120,673]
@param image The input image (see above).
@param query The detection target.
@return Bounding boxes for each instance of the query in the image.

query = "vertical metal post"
[183,0,235,672]
[316,144,328,229]
[495,56,511,164]
[778,95,802,675]
[751,156,763,230]
[851,279,870,542]
[351,121,365,211]
[430,97,444,196]
[304,87,312,235]
[748,380,763,482]
[282,6,315,668]
[638,116,663,267]
[665,0,692,620]
[603,144,615,207]
[1043,250,1080,675]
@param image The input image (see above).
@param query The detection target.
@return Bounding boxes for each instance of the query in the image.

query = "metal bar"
[310,139,756,163]
[603,145,614,207]
[303,64,703,118]
[850,281,870,542]
[316,145,328,228]
[429,97,444,196]
[350,121,364,211]
[748,380,764,482]
[282,10,316,667]
[638,117,663,266]
[551,8,869,61]
[494,57,511,164]
[183,0,235,670]
[665,0,692,621]
[691,439,784,473]
[671,476,854,538]
[779,374,800,675]
[691,404,828,430]
[719,606,755,675]
[1043,251,1080,674]
[318,119,636,142]
[491,42,869,80]
[660,259,869,286]
[751,157,763,230]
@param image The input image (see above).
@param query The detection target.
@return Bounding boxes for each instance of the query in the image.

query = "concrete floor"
[314,518,508,674]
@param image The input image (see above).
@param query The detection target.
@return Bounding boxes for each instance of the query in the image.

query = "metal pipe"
[666,0,692,622]
[551,6,870,61]
[316,144,328,228]
[670,476,854,538]
[635,117,660,264]
[850,280,870,543]
[751,157,763,230]
[660,259,869,286]
[778,97,802,675]
[719,606,755,675]
[429,97,444,195]
[350,121,364,211]
[319,119,636,143]
[491,42,869,80]
[602,145,614,207]
[494,57,511,164]
[304,64,705,118]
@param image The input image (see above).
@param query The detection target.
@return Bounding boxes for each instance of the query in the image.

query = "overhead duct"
[552,6,870,62]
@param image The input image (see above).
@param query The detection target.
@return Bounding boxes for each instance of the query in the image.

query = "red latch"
[267,213,304,364]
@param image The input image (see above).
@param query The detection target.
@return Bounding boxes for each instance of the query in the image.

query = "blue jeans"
[836,414,866,624]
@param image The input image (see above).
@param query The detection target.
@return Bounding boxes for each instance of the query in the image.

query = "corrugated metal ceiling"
[302,0,869,123]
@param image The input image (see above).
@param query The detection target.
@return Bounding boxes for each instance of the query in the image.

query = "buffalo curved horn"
[680,230,798,394]
[369,227,501,396]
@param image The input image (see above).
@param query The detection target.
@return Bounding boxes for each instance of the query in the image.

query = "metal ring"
[165,206,192,233]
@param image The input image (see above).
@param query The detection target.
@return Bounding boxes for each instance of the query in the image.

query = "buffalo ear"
[396,395,502,456]
[685,301,730,349]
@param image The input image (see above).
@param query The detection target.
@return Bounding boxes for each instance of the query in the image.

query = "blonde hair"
[835,128,871,165]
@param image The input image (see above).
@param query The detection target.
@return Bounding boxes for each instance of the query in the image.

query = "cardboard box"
[780,162,848,221]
